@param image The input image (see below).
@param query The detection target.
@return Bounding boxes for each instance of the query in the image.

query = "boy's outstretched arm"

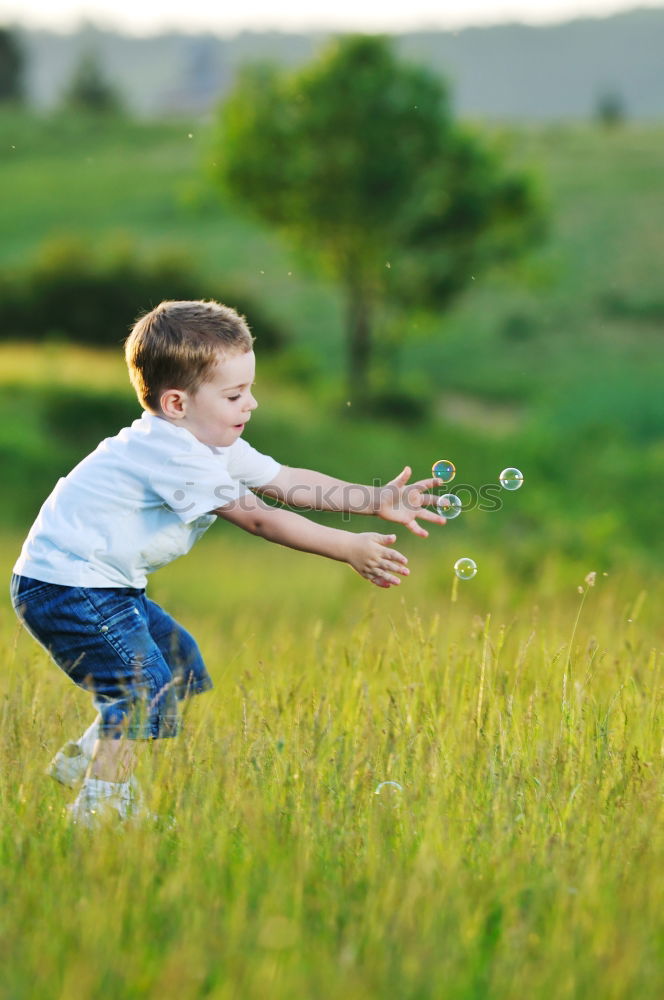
[256,465,446,538]
[213,493,409,588]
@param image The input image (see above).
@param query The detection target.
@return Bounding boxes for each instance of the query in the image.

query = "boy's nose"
[247,393,258,411]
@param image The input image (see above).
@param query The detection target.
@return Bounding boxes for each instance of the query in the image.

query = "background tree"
[61,49,123,114]
[212,35,545,406]
[0,27,25,103]
[595,89,627,128]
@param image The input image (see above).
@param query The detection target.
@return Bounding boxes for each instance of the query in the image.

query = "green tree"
[595,89,627,128]
[0,27,24,103]
[62,49,123,114]
[212,35,544,404]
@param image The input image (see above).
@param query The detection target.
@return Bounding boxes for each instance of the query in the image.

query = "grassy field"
[1,528,662,999]
[1,109,663,996]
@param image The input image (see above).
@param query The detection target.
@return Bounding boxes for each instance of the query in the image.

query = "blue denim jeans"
[10,574,213,740]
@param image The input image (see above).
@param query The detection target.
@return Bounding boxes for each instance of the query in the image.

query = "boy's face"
[165,349,258,448]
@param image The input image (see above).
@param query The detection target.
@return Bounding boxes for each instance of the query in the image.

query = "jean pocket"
[94,602,160,669]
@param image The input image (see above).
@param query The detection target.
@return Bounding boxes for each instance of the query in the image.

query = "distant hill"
[12,7,664,120]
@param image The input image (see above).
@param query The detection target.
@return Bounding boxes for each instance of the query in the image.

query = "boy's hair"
[125,299,254,412]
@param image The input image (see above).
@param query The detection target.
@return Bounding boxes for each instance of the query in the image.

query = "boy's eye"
[227,395,240,401]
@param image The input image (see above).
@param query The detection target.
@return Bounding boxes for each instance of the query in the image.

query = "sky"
[1,0,662,35]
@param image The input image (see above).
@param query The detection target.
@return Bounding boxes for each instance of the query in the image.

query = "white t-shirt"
[14,411,281,589]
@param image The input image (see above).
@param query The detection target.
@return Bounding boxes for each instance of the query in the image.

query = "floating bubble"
[432,459,456,483]
[454,557,477,581]
[375,781,403,795]
[437,493,462,519]
[499,467,524,491]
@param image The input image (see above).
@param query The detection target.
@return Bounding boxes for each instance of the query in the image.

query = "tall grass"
[1,531,662,999]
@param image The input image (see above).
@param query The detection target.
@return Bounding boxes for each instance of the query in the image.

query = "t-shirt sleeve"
[225,438,281,489]
[150,452,243,523]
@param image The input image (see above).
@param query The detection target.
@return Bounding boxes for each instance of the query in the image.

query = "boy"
[10,300,444,827]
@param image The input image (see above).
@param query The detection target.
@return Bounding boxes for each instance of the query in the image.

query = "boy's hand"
[346,532,410,588]
[378,466,447,538]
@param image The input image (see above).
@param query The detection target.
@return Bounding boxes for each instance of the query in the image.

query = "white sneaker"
[67,777,149,829]
[48,741,90,788]
[67,795,125,829]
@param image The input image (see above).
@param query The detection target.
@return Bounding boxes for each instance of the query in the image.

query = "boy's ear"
[160,388,188,419]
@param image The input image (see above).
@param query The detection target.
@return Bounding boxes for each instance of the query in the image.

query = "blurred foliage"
[212,35,545,406]
[0,27,24,103]
[60,49,124,115]
[0,234,286,352]
[0,381,139,524]
[600,290,664,323]
[0,340,661,573]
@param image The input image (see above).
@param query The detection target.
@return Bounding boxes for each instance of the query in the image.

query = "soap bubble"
[454,557,477,581]
[499,467,524,491]
[437,493,462,519]
[375,781,403,795]
[432,459,456,483]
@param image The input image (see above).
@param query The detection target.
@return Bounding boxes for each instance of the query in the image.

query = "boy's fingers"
[380,559,409,575]
[383,546,408,563]
[419,492,444,507]
[378,533,398,546]
[406,521,429,538]
[418,507,447,524]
